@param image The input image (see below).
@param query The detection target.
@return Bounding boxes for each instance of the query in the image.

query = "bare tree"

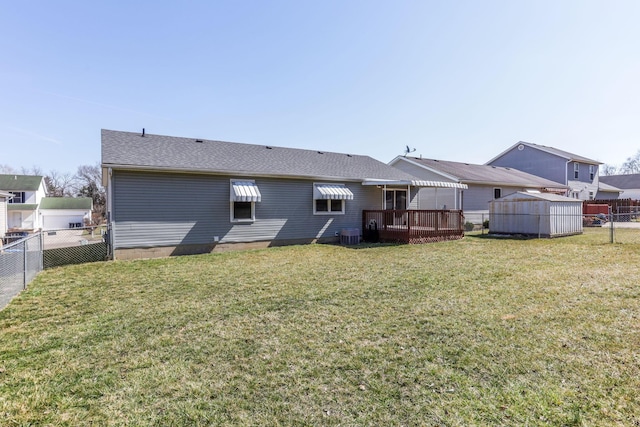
[20,165,44,176]
[620,150,640,174]
[75,163,106,223]
[45,170,77,197]
[600,164,619,176]
[0,164,17,174]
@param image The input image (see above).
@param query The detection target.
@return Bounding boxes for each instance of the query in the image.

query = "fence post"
[23,239,27,290]
[610,206,614,244]
[39,230,44,271]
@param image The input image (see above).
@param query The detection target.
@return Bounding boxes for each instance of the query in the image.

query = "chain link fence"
[42,226,109,268]
[1,225,111,310]
[466,212,640,244]
[0,233,43,309]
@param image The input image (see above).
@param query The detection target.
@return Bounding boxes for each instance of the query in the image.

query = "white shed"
[489,192,583,238]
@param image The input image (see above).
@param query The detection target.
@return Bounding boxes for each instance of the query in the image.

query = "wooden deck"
[362,210,465,244]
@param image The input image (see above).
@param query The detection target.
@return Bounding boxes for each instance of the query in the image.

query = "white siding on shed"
[489,192,583,237]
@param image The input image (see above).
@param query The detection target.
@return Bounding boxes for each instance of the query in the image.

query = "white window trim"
[589,165,595,180]
[384,188,408,210]
[574,163,580,179]
[313,182,346,215]
[230,179,257,223]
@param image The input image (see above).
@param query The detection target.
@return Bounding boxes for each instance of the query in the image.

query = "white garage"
[39,197,92,230]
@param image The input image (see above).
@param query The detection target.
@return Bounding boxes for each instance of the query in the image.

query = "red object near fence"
[583,204,609,215]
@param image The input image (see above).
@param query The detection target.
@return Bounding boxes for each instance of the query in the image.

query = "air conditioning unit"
[340,228,360,245]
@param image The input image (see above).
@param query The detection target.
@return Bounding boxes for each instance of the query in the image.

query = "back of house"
[102,129,455,259]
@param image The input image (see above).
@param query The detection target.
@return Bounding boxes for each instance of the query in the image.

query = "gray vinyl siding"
[489,147,567,184]
[112,170,381,249]
[464,185,534,211]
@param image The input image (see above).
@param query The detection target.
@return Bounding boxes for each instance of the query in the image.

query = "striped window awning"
[410,180,468,189]
[314,184,354,200]
[231,181,262,202]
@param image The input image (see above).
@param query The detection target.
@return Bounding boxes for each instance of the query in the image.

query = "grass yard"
[1,229,640,426]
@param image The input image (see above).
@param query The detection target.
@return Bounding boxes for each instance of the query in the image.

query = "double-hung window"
[574,163,580,179]
[8,191,25,203]
[589,165,595,180]
[313,183,353,215]
[230,180,261,222]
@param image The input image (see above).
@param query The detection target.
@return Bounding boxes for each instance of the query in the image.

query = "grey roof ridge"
[389,156,462,182]
[102,162,398,183]
[486,141,601,165]
[101,128,365,159]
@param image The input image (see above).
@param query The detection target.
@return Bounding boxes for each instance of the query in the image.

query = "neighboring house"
[102,129,466,259]
[389,156,568,223]
[39,197,93,230]
[0,174,47,230]
[486,141,614,201]
[599,174,640,200]
[0,190,11,239]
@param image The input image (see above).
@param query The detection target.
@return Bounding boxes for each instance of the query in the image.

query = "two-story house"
[0,174,47,230]
[0,174,93,232]
[486,142,621,201]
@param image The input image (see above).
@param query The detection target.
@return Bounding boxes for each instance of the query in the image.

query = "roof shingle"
[101,129,417,182]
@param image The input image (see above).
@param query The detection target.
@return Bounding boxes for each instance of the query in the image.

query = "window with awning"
[313,183,352,214]
[230,180,261,222]
[313,184,354,200]
[230,181,262,202]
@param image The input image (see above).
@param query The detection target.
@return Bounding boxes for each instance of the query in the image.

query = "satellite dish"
[404,145,416,156]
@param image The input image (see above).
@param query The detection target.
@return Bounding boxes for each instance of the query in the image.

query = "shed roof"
[600,173,640,189]
[0,174,44,191]
[40,197,92,210]
[496,191,582,203]
[393,156,568,189]
[101,129,419,182]
[487,141,602,165]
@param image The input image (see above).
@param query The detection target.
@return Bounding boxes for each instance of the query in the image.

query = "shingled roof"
[40,197,93,210]
[0,174,44,191]
[101,129,418,182]
[600,174,640,189]
[487,141,602,165]
[396,157,568,189]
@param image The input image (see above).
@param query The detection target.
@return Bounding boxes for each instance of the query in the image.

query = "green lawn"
[2,229,640,426]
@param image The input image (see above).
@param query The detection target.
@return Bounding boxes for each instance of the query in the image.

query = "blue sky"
[2,0,639,174]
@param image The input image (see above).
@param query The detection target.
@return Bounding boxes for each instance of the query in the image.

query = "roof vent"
[266,146,272,149]
[195,139,203,143]
[141,128,145,137]
[346,154,352,157]
[518,144,525,151]
[317,151,324,154]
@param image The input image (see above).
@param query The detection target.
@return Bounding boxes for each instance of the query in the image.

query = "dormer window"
[574,163,579,179]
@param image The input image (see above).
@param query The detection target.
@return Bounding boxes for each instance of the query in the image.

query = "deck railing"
[362,210,465,244]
